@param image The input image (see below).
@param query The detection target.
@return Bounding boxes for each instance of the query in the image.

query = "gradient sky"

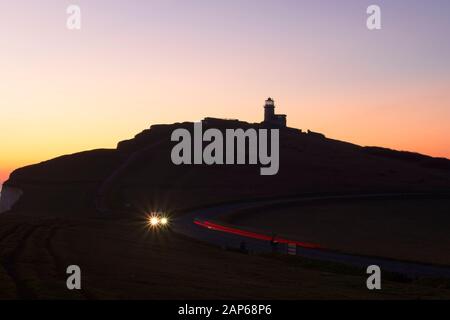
[1,0,450,183]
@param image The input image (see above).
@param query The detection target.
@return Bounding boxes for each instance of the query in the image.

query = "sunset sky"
[1,0,450,183]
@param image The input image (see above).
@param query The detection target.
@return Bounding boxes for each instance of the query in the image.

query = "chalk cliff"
[0,185,23,213]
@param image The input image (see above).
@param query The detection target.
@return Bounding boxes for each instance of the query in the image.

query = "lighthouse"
[264,97,275,122]
[263,97,287,127]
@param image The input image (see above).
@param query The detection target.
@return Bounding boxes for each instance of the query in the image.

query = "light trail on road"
[194,219,322,249]
[172,194,450,279]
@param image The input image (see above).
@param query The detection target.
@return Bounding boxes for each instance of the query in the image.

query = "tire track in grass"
[1,224,40,299]
[0,224,23,298]
[44,223,93,299]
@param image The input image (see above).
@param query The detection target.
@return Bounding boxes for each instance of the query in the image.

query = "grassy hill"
[3,119,450,216]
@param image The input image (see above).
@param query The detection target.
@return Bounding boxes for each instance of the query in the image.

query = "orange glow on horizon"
[1,2,449,184]
[1,98,449,186]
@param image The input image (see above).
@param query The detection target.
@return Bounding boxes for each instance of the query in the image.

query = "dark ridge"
[363,146,450,171]
[3,119,450,215]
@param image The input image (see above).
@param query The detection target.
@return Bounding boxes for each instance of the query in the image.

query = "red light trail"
[194,219,322,249]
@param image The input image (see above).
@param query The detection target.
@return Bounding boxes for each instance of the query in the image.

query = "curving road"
[173,194,450,279]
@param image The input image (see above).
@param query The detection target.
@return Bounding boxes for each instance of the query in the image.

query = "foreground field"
[1,211,450,299]
[226,198,450,266]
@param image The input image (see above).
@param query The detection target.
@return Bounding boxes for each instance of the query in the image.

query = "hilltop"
[2,118,450,216]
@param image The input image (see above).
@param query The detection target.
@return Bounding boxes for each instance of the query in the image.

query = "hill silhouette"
[3,118,450,215]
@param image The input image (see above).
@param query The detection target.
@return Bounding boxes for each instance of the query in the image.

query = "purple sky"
[1,0,450,183]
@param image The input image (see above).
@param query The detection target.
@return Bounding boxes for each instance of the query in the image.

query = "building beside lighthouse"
[263,97,286,127]
[203,97,288,128]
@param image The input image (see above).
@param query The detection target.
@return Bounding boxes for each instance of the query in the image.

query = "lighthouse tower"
[263,97,287,127]
[264,97,275,122]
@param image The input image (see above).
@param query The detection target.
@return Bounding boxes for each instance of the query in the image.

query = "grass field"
[1,210,450,299]
[225,198,450,266]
